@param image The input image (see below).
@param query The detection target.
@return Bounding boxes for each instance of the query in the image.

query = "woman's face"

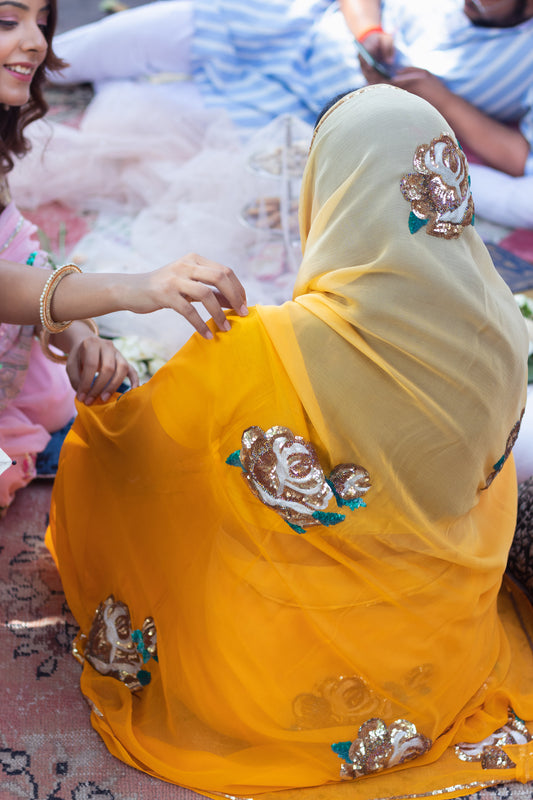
[0,0,48,107]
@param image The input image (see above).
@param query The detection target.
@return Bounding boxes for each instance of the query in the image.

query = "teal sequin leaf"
[226,450,244,469]
[344,497,366,510]
[312,510,345,526]
[493,455,506,473]
[131,629,151,663]
[326,479,366,510]
[331,741,353,762]
[471,213,475,226]
[286,520,307,534]
[136,669,151,687]
[408,212,428,235]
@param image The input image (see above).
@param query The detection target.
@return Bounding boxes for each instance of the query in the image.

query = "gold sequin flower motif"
[455,710,531,770]
[400,134,474,239]
[333,717,432,779]
[226,426,371,534]
[84,595,158,692]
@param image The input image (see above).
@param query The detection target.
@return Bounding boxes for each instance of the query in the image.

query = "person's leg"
[52,1,194,85]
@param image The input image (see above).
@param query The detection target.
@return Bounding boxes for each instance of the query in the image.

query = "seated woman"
[47,86,533,800]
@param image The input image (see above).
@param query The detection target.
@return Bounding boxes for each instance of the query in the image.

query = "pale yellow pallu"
[47,86,533,800]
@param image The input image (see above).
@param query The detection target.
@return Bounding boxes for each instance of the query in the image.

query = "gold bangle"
[39,318,99,364]
[39,263,82,334]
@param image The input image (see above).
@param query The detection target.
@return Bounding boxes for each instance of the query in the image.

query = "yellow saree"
[47,86,533,800]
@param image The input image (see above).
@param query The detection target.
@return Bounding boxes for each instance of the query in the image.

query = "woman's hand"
[67,334,139,405]
[123,253,248,339]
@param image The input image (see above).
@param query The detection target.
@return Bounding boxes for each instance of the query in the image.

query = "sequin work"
[84,595,158,692]
[483,411,525,489]
[400,134,474,239]
[293,675,393,729]
[455,710,531,769]
[329,464,371,509]
[227,426,372,533]
[238,425,332,529]
[333,718,432,779]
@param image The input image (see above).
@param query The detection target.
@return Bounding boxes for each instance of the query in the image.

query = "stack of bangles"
[39,263,99,364]
[357,25,384,43]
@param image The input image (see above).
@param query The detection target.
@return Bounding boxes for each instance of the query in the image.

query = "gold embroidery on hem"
[369,780,506,800]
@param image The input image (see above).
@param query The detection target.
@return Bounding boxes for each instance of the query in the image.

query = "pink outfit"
[0,201,75,509]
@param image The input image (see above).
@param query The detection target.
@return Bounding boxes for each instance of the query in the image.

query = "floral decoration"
[400,134,474,239]
[226,425,371,533]
[84,595,158,692]
[455,711,531,770]
[332,717,432,779]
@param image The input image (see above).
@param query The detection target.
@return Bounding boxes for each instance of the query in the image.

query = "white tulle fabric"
[11,82,310,353]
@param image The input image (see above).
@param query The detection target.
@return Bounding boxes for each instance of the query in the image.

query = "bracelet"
[39,263,82,334]
[39,318,99,364]
[357,25,384,43]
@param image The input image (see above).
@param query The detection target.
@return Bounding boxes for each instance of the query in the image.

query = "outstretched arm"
[392,68,530,177]
[0,253,248,338]
[358,57,530,177]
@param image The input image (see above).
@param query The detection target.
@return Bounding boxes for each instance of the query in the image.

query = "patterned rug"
[1,482,532,800]
[0,482,204,800]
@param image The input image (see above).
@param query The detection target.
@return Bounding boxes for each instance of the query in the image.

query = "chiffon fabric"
[0,201,75,509]
[47,87,533,799]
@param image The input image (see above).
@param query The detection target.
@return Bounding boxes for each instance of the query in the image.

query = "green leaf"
[331,741,353,762]
[408,212,428,235]
[226,450,244,469]
[312,510,345,526]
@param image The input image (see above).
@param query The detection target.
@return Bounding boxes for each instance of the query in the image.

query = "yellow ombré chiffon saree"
[47,87,533,799]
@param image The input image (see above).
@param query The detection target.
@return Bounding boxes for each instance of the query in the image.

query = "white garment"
[470,164,533,229]
[54,1,195,86]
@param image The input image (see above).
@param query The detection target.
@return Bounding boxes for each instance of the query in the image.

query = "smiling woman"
[0,0,62,172]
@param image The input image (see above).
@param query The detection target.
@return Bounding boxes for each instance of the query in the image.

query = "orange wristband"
[357,25,384,43]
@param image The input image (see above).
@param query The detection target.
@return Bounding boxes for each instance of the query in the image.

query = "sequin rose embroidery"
[332,718,432,779]
[400,134,474,239]
[455,710,531,770]
[226,426,371,533]
[84,595,158,692]
[483,410,524,490]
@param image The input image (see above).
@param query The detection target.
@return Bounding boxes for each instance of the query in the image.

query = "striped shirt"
[191,0,533,172]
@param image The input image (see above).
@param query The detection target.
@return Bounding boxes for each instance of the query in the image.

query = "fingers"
[362,31,395,63]
[359,56,391,85]
[161,253,248,337]
[67,337,138,405]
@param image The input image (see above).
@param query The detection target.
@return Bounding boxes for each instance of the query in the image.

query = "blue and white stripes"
[191,0,533,171]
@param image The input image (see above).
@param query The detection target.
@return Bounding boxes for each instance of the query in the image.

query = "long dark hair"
[0,0,66,175]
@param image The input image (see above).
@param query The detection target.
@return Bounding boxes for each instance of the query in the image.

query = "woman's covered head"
[295,85,475,294]
[0,0,64,175]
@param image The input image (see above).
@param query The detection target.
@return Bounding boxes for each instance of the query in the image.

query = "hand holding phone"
[354,38,394,80]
